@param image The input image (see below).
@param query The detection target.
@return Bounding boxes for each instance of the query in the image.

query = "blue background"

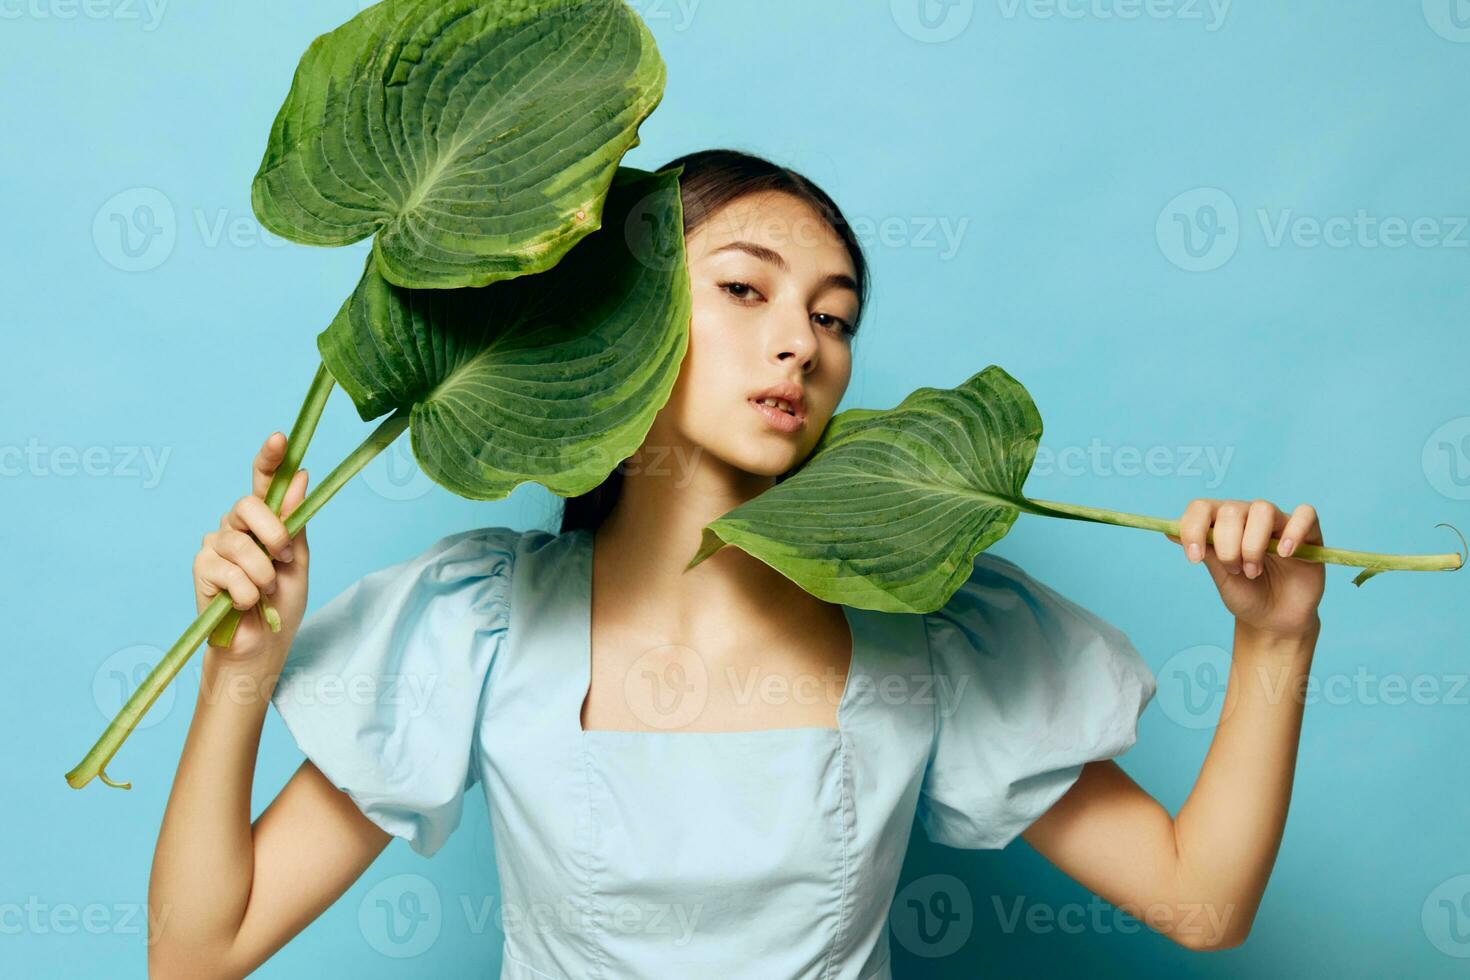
[5,0,1469,976]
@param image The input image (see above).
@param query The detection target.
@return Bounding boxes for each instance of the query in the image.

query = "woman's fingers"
[1276,503,1322,557]
[1177,498,1215,563]
[224,494,294,562]
[194,547,262,610]
[212,526,279,597]
[279,469,310,562]
[252,432,288,499]
[1210,500,1248,574]
[1239,499,1283,579]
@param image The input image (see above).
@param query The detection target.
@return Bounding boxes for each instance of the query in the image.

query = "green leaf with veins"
[252,0,667,289]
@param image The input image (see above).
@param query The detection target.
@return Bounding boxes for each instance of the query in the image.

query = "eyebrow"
[710,240,859,298]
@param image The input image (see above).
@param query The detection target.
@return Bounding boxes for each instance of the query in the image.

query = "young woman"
[149,150,1325,978]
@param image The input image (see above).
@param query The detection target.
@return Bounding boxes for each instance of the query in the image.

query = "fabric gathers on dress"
[269,526,1157,978]
[917,552,1159,850]
[270,527,517,858]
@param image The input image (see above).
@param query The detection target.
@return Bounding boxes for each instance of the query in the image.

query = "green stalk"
[209,363,336,648]
[1022,497,1466,585]
[65,408,411,791]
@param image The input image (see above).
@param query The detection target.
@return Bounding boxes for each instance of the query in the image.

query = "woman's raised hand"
[1167,498,1325,638]
[193,432,311,660]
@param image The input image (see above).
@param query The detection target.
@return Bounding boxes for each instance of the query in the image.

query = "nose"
[772,306,819,372]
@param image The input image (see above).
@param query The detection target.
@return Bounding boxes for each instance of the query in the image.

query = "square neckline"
[571,527,861,738]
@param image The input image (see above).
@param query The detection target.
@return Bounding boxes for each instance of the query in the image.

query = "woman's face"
[647,190,860,482]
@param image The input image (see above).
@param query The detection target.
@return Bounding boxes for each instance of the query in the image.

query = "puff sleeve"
[917,552,1157,850]
[269,525,520,858]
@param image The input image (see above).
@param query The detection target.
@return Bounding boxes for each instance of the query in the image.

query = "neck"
[592,444,807,631]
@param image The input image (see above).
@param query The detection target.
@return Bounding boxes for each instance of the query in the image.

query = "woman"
[148,149,1325,978]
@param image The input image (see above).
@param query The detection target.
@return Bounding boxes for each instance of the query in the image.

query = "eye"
[813,312,855,337]
[718,280,762,303]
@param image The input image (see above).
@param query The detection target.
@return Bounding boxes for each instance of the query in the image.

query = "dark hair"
[556,148,870,536]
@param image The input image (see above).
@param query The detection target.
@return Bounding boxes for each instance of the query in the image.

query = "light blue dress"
[271,525,1157,979]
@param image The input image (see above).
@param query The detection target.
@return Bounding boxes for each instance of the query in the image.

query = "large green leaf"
[318,165,690,499]
[252,0,666,289]
[687,364,1469,611]
[685,366,1045,614]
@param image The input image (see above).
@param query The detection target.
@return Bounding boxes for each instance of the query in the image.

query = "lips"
[748,382,807,421]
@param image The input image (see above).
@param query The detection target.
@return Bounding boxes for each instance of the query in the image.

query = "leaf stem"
[1021,497,1466,584]
[65,408,411,791]
[209,362,336,648]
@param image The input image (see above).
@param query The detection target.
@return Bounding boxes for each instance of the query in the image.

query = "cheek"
[684,303,749,381]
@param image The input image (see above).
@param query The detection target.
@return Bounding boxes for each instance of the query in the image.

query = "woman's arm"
[1021,497,1326,951]
[148,433,393,977]
[148,649,393,978]
[1022,617,1318,951]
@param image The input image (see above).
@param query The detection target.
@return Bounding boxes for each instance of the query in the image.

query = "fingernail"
[1279,538,1294,557]
[280,545,294,563]
[1244,561,1260,578]
[1228,565,1240,575]
[265,579,277,594]
[1188,543,1203,562]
